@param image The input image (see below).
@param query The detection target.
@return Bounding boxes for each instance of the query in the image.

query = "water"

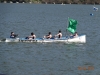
[0,3,100,75]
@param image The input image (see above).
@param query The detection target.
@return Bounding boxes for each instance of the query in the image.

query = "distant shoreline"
[0,2,100,5]
[0,0,100,5]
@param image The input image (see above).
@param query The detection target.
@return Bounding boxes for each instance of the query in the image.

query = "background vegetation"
[0,0,100,4]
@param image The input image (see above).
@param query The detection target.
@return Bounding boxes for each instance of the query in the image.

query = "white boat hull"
[67,35,86,43]
[5,35,86,43]
[5,38,20,42]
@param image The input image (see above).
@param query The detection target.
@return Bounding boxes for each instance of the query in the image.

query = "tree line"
[0,0,100,4]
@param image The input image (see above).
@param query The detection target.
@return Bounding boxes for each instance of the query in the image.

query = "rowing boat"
[5,35,86,43]
[5,18,86,43]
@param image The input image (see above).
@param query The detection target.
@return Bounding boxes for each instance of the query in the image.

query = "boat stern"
[67,35,86,43]
[79,35,86,43]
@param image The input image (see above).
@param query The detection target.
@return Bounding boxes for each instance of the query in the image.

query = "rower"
[44,32,52,39]
[10,32,18,38]
[55,30,62,38]
[27,32,36,39]
[73,32,78,37]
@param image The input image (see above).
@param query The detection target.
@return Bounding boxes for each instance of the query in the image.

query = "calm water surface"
[0,4,100,75]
